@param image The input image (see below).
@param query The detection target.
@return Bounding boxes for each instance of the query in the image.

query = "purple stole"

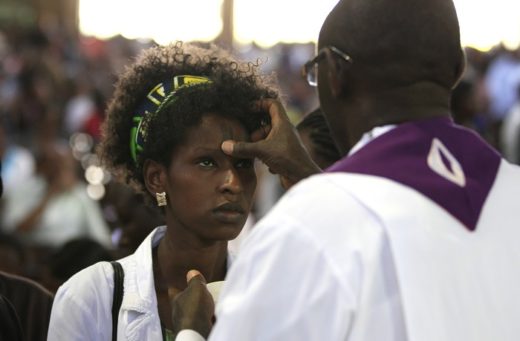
[327,117,501,231]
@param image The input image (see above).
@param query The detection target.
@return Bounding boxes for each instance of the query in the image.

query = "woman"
[47,42,278,340]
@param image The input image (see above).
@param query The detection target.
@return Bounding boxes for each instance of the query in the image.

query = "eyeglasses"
[301,46,353,87]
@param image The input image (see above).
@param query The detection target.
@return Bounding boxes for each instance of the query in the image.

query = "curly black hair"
[99,42,279,194]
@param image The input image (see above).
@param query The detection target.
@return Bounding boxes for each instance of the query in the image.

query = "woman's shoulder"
[49,261,116,339]
[55,261,114,307]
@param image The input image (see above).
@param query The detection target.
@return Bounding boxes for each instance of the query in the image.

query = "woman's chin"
[204,223,245,242]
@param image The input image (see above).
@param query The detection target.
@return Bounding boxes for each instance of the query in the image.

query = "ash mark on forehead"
[221,123,235,141]
[219,117,247,138]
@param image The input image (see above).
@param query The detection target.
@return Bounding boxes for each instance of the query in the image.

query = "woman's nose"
[218,167,242,194]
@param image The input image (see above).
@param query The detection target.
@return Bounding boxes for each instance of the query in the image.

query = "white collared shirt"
[48,226,237,341]
[48,226,167,340]
[347,124,396,156]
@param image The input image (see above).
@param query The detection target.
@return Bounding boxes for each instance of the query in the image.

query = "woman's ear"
[143,159,167,196]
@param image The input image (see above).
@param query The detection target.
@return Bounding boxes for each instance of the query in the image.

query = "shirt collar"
[348,124,397,157]
[120,226,236,313]
[120,226,166,313]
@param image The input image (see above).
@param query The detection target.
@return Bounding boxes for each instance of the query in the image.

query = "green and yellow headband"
[130,75,212,165]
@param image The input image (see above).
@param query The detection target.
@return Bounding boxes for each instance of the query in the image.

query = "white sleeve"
[175,330,207,341]
[47,263,112,341]
[77,189,112,248]
[209,214,356,341]
[0,181,39,232]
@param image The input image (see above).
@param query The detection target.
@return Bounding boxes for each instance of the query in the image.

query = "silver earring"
[156,192,167,207]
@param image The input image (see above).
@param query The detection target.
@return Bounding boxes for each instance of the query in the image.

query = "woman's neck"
[153,229,228,292]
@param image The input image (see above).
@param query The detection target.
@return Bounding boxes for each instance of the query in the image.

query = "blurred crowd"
[1,23,520,295]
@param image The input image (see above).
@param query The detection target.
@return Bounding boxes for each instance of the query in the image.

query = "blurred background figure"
[103,182,164,257]
[484,46,520,146]
[0,270,53,341]
[279,107,342,190]
[0,142,111,248]
[41,237,113,293]
[501,84,520,164]
[0,233,26,276]
[296,107,342,169]
[0,123,35,196]
[63,80,95,136]
[0,151,53,341]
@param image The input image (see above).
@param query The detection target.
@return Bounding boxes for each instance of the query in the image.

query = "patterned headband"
[130,75,212,165]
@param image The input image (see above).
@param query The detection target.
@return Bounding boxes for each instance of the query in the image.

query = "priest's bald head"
[315,0,465,152]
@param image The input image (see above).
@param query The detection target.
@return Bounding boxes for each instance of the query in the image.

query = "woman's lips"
[213,202,246,223]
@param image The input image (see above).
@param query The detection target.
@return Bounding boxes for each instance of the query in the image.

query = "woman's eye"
[198,159,216,168]
[236,159,254,169]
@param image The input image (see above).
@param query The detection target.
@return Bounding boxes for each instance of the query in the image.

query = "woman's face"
[164,113,256,242]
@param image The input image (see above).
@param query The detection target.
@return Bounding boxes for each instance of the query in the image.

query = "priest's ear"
[452,48,467,89]
[324,49,353,98]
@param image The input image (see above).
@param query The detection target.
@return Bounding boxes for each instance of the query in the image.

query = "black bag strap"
[111,261,124,341]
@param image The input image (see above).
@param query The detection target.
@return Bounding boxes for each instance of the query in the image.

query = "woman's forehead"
[183,113,250,146]
[203,114,248,137]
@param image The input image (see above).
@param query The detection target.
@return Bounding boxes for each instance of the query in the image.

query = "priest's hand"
[170,270,215,339]
[221,99,321,187]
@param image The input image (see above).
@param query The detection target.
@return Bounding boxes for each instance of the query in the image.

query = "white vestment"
[180,117,520,341]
